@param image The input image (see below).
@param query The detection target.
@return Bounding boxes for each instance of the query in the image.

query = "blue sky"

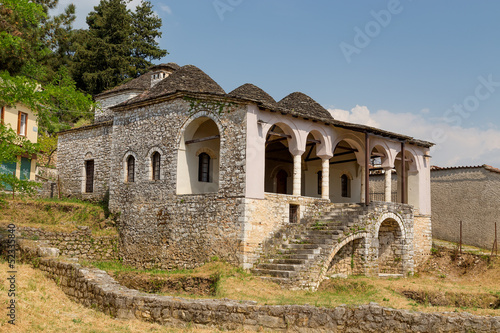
[54,0,500,167]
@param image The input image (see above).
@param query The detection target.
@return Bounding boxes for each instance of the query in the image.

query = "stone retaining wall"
[16,226,119,261]
[35,256,500,332]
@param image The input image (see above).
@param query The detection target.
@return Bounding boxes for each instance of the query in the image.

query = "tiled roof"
[103,63,433,148]
[228,83,277,109]
[431,165,500,174]
[277,92,334,121]
[120,65,226,105]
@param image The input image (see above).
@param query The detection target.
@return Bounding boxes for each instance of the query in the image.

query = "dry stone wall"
[16,226,119,260]
[30,254,500,332]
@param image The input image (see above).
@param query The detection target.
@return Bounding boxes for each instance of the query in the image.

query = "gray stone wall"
[431,167,500,249]
[31,254,500,332]
[108,99,248,269]
[17,226,119,260]
[57,122,113,201]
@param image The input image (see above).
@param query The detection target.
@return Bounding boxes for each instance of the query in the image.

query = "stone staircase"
[251,203,369,286]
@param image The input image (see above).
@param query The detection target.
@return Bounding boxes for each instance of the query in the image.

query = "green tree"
[130,0,168,76]
[71,0,133,95]
[72,0,168,95]
[0,0,94,133]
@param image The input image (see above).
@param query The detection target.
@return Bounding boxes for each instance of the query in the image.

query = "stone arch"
[332,133,365,165]
[176,111,224,150]
[377,218,405,275]
[177,116,220,194]
[263,121,301,154]
[317,232,370,285]
[374,212,406,239]
[305,128,331,158]
[370,143,392,169]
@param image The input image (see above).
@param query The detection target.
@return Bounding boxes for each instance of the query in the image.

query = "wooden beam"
[335,145,358,152]
[305,144,314,161]
[268,131,291,139]
[307,138,321,144]
[371,152,385,157]
[329,158,358,165]
[266,137,288,144]
[265,125,276,141]
[185,135,220,145]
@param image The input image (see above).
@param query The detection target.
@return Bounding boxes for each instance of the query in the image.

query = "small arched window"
[127,155,135,182]
[341,174,350,198]
[152,152,161,180]
[198,153,210,182]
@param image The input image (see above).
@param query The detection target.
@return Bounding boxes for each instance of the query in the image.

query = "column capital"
[289,148,305,156]
[317,154,333,160]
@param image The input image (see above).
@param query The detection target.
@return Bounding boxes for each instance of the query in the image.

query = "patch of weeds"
[210,255,220,262]
[72,318,83,324]
[439,274,446,279]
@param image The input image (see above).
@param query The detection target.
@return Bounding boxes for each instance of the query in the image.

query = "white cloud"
[160,5,172,15]
[51,0,146,29]
[328,106,500,168]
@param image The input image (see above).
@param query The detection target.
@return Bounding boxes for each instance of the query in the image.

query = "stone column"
[321,158,330,200]
[293,153,302,196]
[384,167,392,202]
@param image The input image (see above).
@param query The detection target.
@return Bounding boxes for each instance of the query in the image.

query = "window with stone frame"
[152,152,161,180]
[198,152,210,182]
[127,155,135,182]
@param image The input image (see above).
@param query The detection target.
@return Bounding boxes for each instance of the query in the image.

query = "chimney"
[151,70,171,88]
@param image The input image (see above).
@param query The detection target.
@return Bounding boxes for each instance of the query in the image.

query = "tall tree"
[0,0,94,133]
[71,0,168,95]
[71,0,133,95]
[130,0,168,76]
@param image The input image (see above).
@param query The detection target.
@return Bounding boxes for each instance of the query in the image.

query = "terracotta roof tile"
[431,164,500,174]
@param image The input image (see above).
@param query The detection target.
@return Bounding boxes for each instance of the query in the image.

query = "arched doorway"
[177,117,220,194]
[378,219,404,275]
[265,125,293,194]
[276,169,288,194]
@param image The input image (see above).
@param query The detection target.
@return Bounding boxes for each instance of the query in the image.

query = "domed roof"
[121,65,225,105]
[277,92,333,120]
[147,64,225,97]
[228,83,277,108]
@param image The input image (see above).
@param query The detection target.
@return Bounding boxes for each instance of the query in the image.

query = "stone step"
[268,258,306,265]
[282,243,320,250]
[251,269,295,278]
[256,263,300,271]
[292,236,338,245]
[258,276,291,285]
[281,248,321,255]
[306,227,345,234]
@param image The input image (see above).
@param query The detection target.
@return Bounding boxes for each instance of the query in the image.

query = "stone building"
[430,165,500,250]
[57,63,433,287]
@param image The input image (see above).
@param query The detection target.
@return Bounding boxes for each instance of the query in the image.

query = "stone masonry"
[13,240,500,333]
